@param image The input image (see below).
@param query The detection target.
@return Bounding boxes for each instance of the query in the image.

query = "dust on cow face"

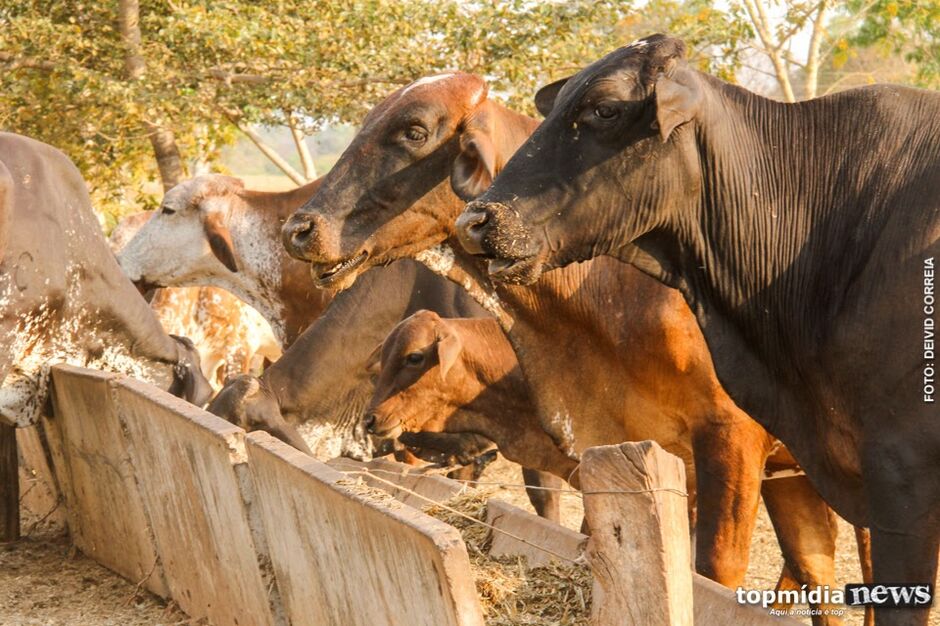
[456,34,703,285]
[117,176,242,290]
[281,73,491,289]
[364,310,467,438]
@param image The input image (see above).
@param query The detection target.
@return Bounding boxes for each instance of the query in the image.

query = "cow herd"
[1,33,937,626]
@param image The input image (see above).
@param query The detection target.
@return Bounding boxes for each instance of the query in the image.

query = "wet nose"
[363,413,378,434]
[282,213,317,259]
[455,202,493,255]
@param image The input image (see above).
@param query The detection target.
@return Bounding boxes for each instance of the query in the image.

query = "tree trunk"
[288,113,318,180]
[146,126,183,190]
[223,108,306,186]
[742,0,797,102]
[118,0,184,191]
[804,0,831,99]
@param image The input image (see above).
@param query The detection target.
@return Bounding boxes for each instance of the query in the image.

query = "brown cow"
[365,310,579,481]
[281,72,853,618]
[365,310,850,589]
[115,176,558,514]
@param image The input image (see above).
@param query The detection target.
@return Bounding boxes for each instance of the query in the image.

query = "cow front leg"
[521,467,562,523]
[863,448,939,626]
[762,475,841,626]
[690,422,764,586]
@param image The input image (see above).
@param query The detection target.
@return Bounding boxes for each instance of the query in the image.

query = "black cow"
[0,132,211,428]
[459,34,939,625]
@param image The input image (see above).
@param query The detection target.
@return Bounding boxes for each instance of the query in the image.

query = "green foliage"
[0,0,935,225]
[844,0,940,88]
[615,0,753,82]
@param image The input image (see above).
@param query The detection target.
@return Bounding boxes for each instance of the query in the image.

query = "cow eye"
[403,126,428,144]
[593,103,620,120]
[161,206,176,216]
[405,352,424,365]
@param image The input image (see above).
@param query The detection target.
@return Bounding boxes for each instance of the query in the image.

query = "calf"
[365,310,578,482]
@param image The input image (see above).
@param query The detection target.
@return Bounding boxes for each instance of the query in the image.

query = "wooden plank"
[48,365,167,596]
[692,573,804,625]
[581,441,693,626]
[248,431,484,626]
[327,456,465,506]
[0,423,19,541]
[113,377,279,626]
[484,499,586,567]
[17,425,66,533]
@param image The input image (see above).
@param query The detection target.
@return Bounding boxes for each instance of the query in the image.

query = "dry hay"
[334,475,404,511]
[424,490,592,626]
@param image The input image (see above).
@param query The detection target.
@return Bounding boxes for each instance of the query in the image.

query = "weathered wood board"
[17,424,66,532]
[47,364,168,596]
[485,498,586,567]
[113,377,279,626]
[248,431,484,626]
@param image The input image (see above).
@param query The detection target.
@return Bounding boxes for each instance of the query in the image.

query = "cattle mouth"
[310,251,369,288]
[370,422,403,439]
[486,254,543,285]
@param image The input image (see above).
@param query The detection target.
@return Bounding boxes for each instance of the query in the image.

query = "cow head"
[168,334,214,407]
[117,175,255,294]
[362,310,471,438]
[207,374,314,455]
[456,34,704,284]
[282,72,536,289]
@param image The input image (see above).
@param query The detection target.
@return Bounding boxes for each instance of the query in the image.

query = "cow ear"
[451,129,498,202]
[365,341,383,375]
[535,77,570,117]
[436,330,463,382]
[653,68,702,142]
[203,212,239,273]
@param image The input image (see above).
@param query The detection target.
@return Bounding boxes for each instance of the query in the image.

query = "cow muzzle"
[363,411,402,439]
[456,200,545,284]
[282,211,333,261]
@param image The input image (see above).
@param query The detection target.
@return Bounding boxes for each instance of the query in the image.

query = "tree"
[0,0,630,221]
[1,0,935,228]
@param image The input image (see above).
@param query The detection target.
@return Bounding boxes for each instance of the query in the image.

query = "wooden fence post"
[0,423,19,541]
[581,441,692,626]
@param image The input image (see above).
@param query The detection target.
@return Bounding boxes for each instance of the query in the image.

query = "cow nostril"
[363,413,377,433]
[283,215,316,254]
[291,220,313,244]
[467,210,490,230]
[455,206,494,254]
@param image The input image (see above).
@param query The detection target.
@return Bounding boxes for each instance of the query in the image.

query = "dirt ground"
[2,453,936,625]
[0,531,194,626]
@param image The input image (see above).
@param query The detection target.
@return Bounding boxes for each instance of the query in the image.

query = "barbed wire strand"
[346,465,689,498]
[341,469,582,564]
